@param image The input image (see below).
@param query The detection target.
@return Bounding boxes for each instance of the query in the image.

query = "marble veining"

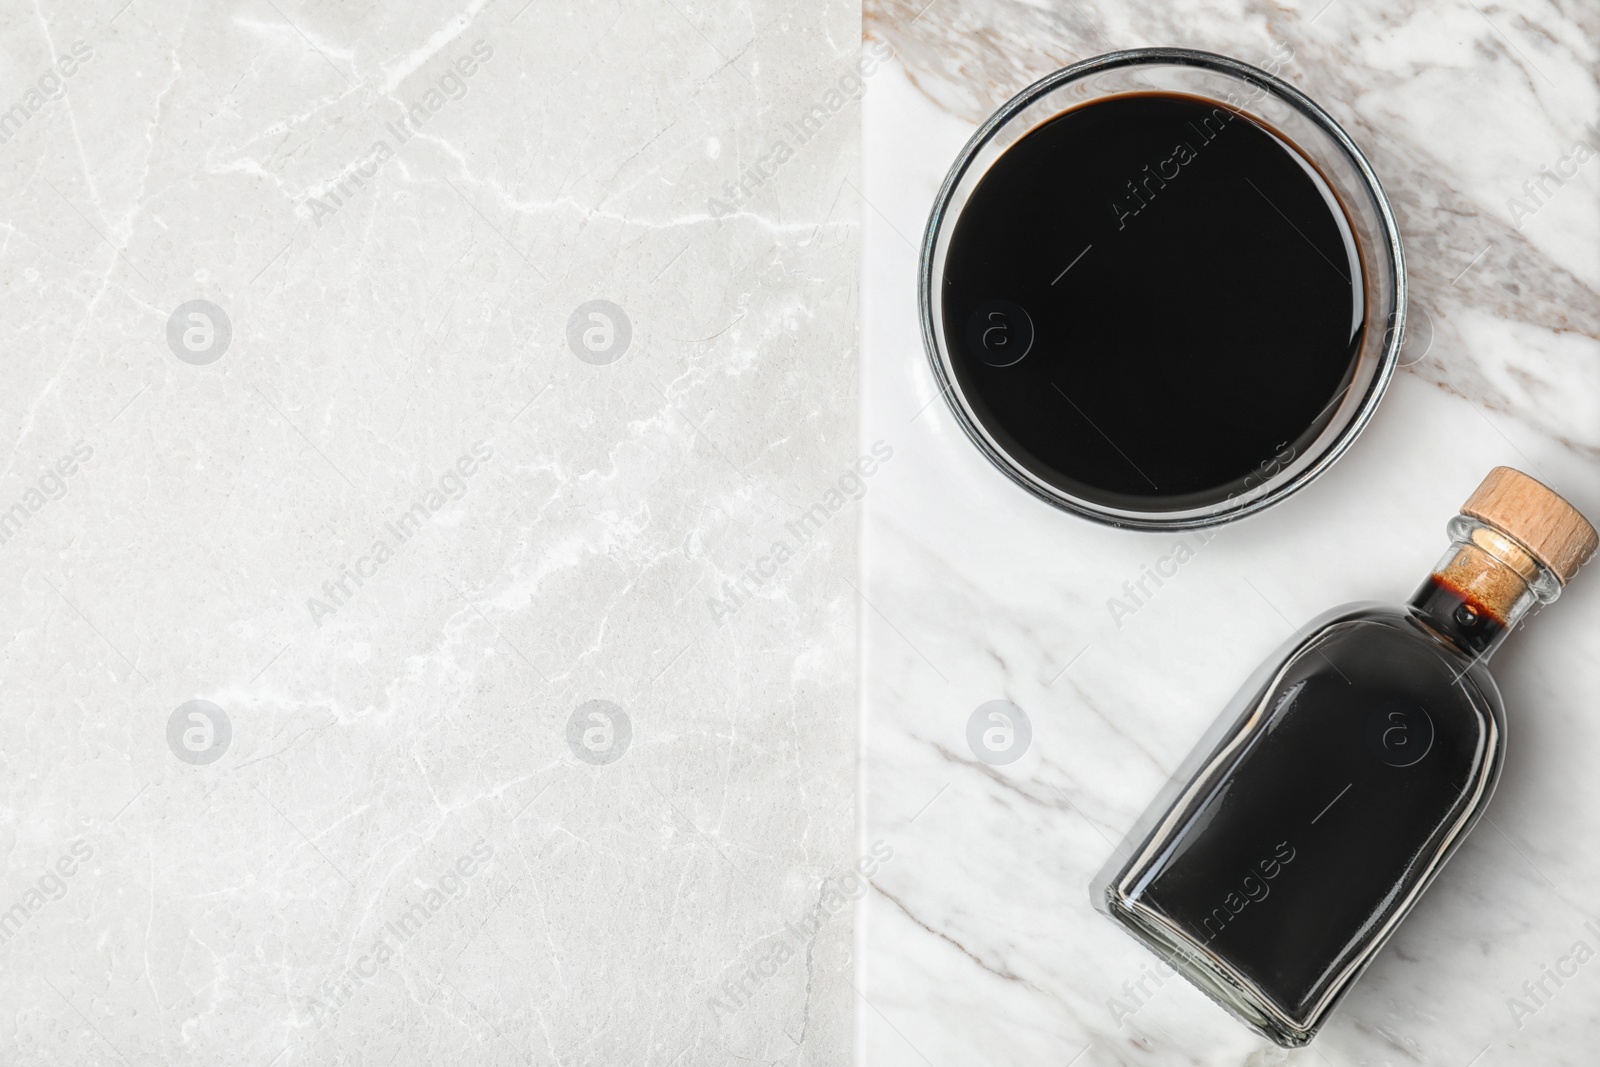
[1,1,859,1064]
[860,1,1600,1064]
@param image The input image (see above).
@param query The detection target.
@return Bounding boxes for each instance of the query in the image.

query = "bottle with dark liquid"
[1093,467,1597,1046]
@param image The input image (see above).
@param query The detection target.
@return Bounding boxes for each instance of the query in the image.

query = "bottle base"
[1104,889,1317,1048]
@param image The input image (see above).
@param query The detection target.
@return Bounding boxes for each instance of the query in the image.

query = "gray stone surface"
[0,2,859,1063]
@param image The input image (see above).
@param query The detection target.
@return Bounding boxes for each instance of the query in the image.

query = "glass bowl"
[919,47,1405,530]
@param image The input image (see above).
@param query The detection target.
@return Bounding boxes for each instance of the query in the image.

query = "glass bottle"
[1092,467,1597,1046]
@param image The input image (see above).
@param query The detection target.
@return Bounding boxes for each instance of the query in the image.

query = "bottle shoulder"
[1291,600,1503,710]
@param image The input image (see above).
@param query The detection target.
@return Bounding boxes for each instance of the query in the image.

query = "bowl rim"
[917,46,1407,530]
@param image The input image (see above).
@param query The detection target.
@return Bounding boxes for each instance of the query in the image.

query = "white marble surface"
[0,1,860,1064]
[860,1,1600,1065]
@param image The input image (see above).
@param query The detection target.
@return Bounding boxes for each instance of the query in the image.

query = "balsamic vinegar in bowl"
[921,50,1404,528]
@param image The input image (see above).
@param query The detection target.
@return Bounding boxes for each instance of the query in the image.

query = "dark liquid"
[1133,610,1492,1017]
[1411,575,1510,657]
[942,93,1364,512]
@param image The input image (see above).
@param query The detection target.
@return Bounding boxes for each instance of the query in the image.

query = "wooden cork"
[1461,467,1597,585]
[1434,536,1534,624]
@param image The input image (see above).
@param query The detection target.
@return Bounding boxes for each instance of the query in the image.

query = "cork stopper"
[1461,467,1597,585]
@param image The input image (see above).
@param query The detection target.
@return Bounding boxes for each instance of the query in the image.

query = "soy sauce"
[941,92,1364,512]
[1131,611,1490,1017]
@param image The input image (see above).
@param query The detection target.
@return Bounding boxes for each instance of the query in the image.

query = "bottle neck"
[1407,516,1562,660]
